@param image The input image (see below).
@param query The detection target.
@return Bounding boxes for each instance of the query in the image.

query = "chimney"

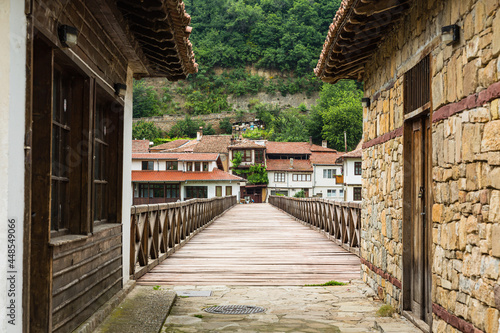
[322,140,327,148]
[290,158,294,169]
[309,136,312,145]
[196,126,203,141]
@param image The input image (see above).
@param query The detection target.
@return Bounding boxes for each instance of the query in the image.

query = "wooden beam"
[353,0,409,15]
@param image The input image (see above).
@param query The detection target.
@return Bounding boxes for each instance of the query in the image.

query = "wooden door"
[404,115,432,324]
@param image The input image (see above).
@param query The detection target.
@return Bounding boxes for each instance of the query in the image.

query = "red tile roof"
[116,0,198,79]
[309,144,337,152]
[166,140,199,152]
[132,153,219,161]
[150,140,190,152]
[132,169,245,182]
[314,0,410,83]
[265,142,312,155]
[194,135,233,154]
[266,159,313,172]
[132,140,150,153]
[336,148,362,163]
[229,139,266,149]
[310,152,344,165]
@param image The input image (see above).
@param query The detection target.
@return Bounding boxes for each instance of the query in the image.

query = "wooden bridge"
[131,197,361,285]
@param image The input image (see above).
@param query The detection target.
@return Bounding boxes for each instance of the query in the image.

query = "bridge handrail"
[269,196,361,254]
[130,195,237,279]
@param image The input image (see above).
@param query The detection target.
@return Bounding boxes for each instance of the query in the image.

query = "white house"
[310,151,344,200]
[132,153,243,204]
[336,148,362,202]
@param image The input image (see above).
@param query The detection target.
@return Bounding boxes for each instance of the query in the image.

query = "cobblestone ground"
[161,280,421,333]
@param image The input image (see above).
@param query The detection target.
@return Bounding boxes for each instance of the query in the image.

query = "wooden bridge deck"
[138,203,361,286]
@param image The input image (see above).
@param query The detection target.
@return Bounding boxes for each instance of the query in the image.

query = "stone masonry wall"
[361,0,500,332]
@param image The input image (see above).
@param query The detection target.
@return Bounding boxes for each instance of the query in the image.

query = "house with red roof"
[267,141,344,199]
[335,147,362,202]
[132,153,244,205]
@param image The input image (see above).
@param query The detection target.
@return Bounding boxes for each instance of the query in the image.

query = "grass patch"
[153,285,161,290]
[193,314,204,319]
[376,304,396,317]
[305,280,348,287]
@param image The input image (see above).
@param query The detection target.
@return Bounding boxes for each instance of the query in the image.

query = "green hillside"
[133,0,363,151]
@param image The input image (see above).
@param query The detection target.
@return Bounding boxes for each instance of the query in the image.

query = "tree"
[219,118,233,134]
[133,80,161,118]
[316,80,363,151]
[132,121,163,141]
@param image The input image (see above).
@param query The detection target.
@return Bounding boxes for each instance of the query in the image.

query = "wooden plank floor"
[138,203,361,286]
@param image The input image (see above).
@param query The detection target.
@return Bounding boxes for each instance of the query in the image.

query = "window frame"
[225,186,232,196]
[142,161,154,170]
[166,161,178,170]
[353,187,362,201]
[323,169,336,179]
[292,174,311,182]
[216,186,222,197]
[274,172,285,182]
[354,162,362,175]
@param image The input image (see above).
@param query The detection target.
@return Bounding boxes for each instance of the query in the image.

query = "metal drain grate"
[204,305,265,315]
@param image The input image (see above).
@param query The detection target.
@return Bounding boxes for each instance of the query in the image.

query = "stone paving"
[161,280,422,333]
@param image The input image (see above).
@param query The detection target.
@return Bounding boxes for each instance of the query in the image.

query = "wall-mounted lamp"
[441,25,459,45]
[361,98,371,108]
[114,83,127,97]
[58,25,79,48]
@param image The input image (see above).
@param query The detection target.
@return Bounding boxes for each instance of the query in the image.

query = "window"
[404,55,430,114]
[292,174,311,182]
[185,186,208,199]
[274,172,285,182]
[255,150,264,163]
[354,187,362,201]
[203,162,209,171]
[354,162,362,175]
[216,186,222,197]
[142,161,153,170]
[165,184,180,198]
[323,169,336,178]
[236,150,252,162]
[225,186,232,196]
[187,162,193,171]
[327,189,336,197]
[50,68,70,231]
[339,189,344,196]
[93,95,110,225]
[195,162,201,171]
[166,161,178,170]
[138,184,151,198]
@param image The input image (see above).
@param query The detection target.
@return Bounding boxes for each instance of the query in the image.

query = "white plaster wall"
[267,171,289,189]
[1,1,26,331]
[344,159,362,185]
[131,160,143,170]
[121,67,134,285]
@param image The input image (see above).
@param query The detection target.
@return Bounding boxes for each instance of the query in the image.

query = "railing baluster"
[269,196,361,255]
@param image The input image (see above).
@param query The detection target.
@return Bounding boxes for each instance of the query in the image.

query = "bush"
[219,118,233,134]
[294,190,306,198]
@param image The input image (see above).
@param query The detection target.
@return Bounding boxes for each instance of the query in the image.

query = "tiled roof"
[310,152,344,165]
[194,135,233,154]
[116,0,198,80]
[150,140,190,152]
[132,153,219,161]
[229,139,265,149]
[266,159,313,172]
[265,142,312,155]
[309,144,338,152]
[314,0,410,83]
[166,140,199,152]
[132,168,245,182]
[336,148,362,163]
[132,140,150,153]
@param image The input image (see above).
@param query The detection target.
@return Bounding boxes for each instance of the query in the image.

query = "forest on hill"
[132,0,364,151]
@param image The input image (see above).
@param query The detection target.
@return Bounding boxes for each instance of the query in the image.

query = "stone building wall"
[360,0,500,332]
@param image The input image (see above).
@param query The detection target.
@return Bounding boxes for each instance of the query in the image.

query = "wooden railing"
[130,196,237,279]
[269,196,361,255]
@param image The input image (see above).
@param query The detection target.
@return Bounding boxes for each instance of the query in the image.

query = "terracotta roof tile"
[229,139,266,149]
[116,0,198,80]
[166,140,199,152]
[336,148,362,163]
[132,140,150,153]
[150,140,190,152]
[310,152,344,165]
[315,0,411,83]
[265,142,312,155]
[309,144,338,152]
[132,153,219,161]
[194,135,233,154]
[266,159,313,172]
[132,169,245,182]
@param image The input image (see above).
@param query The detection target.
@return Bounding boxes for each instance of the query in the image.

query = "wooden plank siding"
[33,0,129,90]
[50,225,122,333]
